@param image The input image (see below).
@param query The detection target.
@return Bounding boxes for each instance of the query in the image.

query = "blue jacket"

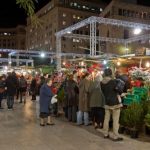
[40,83,53,113]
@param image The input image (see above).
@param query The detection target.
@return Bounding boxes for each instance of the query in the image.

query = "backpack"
[20,78,27,88]
[115,78,125,94]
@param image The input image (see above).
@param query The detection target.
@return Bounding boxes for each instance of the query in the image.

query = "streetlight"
[40,52,45,58]
[133,28,142,35]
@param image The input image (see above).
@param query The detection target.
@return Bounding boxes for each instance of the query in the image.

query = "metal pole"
[90,21,97,56]
[8,54,12,67]
[56,36,61,71]
[139,58,142,68]
[16,53,19,67]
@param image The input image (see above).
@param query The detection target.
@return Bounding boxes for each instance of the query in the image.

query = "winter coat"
[0,80,6,93]
[65,79,79,107]
[30,78,37,94]
[78,78,90,112]
[5,75,18,96]
[40,83,53,113]
[19,77,27,92]
[89,80,105,108]
[101,77,121,108]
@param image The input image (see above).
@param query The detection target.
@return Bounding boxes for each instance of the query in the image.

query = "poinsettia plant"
[129,67,150,81]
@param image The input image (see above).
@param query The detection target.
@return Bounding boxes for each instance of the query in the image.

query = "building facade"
[99,0,150,55]
[26,0,106,54]
[0,25,26,50]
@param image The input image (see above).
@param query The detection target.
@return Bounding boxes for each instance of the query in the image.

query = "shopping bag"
[51,95,58,104]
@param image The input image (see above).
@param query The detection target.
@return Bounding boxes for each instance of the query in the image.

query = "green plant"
[57,88,65,103]
[144,114,150,127]
[123,102,144,130]
[141,100,150,116]
[119,109,126,126]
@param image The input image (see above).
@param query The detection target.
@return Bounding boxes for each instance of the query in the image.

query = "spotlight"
[40,53,45,58]
[133,28,142,35]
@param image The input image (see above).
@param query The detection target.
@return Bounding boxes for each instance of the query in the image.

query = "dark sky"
[0,0,150,28]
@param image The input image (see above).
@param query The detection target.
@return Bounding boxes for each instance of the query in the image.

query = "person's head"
[69,74,73,80]
[104,68,112,77]
[0,74,6,80]
[95,74,103,82]
[44,73,49,79]
[46,78,52,86]
[115,70,121,78]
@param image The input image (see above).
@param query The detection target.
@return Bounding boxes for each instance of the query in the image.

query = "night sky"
[0,0,150,28]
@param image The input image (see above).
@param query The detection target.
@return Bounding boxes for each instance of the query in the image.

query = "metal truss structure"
[55,16,150,71]
[0,48,88,67]
[0,58,33,66]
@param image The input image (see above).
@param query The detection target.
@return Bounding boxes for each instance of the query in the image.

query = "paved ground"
[0,97,150,150]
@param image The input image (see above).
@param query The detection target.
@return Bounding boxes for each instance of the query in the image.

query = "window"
[74,3,77,6]
[100,8,103,12]
[62,21,66,25]
[73,15,76,19]
[63,13,66,17]
[62,37,66,41]
[118,9,122,16]
[62,44,66,48]
[107,30,109,37]
[123,9,129,17]
[124,29,129,39]
[85,31,89,35]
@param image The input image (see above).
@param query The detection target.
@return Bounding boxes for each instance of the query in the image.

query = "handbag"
[51,95,58,104]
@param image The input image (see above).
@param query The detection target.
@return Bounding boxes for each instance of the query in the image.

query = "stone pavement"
[0,97,150,150]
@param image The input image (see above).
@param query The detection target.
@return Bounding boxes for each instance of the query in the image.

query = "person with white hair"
[89,74,105,129]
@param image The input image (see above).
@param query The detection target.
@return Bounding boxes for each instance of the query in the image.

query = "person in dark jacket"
[0,75,6,109]
[65,74,79,122]
[77,73,90,126]
[39,78,54,126]
[30,77,37,100]
[5,72,18,110]
[19,75,27,103]
[101,68,123,141]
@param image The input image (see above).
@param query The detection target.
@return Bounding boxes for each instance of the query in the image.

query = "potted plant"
[119,109,126,134]
[144,113,150,135]
[123,102,144,138]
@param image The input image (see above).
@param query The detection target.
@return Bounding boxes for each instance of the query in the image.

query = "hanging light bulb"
[103,60,107,65]
[145,62,150,68]
[117,61,121,66]
[80,61,84,66]
[63,61,66,66]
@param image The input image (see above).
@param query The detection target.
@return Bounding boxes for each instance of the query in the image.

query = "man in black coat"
[5,72,18,110]
[101,68,123,141]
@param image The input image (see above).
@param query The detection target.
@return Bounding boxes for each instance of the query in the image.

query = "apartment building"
[99,0,150,55]
[0,25,26,50]
[26,0,106,54]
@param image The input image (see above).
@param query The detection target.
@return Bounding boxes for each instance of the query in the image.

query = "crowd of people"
[0,68,132,142]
